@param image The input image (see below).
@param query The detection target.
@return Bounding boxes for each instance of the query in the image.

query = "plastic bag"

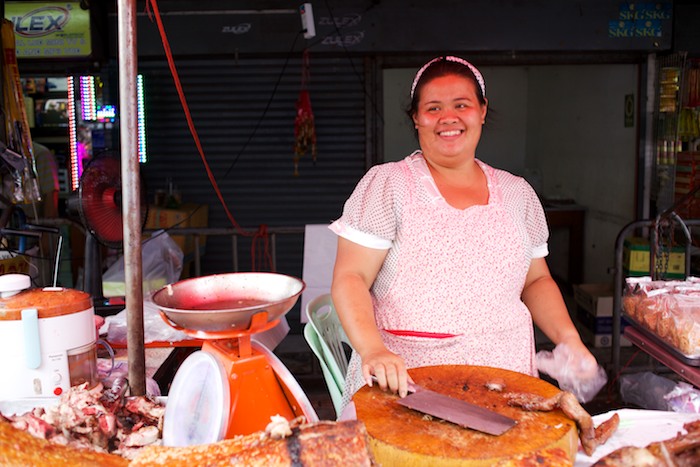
[536,343,607,403]
[619,371,676,411]
[103,299,191,345]
[98,358,161,397]
[665,381,700,413]
[102,230,183,297]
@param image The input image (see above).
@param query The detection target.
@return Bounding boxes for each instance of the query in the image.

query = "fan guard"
[68,151,148,306]
[78,151,147,249]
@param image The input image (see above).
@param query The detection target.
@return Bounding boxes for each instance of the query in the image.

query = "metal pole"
[117,0,146,396]
[612,219,648,377]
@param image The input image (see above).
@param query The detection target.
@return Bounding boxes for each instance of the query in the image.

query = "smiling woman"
[412,73,487,180]
[411,70,489,209]
[328,56,600,416]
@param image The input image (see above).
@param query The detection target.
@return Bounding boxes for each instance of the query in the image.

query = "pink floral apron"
[342,160,537,408]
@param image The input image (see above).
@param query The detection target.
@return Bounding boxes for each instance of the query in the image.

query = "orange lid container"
[0,275,92,321]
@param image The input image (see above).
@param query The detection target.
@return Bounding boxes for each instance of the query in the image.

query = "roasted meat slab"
[593,419,700,466]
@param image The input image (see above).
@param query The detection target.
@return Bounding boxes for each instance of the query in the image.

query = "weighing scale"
[152,272,319,447]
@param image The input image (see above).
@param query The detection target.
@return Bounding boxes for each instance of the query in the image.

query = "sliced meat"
[120,425,161,448]
[123,396,165,423]
[9,413,55,439]
[505,390,619,456]
[593,445,665,466]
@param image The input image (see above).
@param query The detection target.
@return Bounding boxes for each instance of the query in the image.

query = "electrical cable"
[223,31,303,178]
[145,0,274,270]
[142,0,381,271]
[607,347,642,404]
[224,0,383,177]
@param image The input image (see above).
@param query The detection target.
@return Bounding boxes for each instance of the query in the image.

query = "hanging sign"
[609,2,672,38]
[4,1,91,58]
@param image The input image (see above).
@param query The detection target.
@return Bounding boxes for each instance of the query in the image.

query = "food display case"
[622,278,700,363]
[612,216,700,387]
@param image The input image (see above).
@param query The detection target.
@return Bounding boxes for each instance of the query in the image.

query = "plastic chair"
[303,323,344,417]
[303,293,352,417]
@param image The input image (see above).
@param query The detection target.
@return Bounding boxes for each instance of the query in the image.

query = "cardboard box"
[0,252,29,275]
[145,203,209,257]
[573,283,614,317]
[573,282,632,347]
[578,326,632,348]
[575,307,629,334]
[622,237,685,279]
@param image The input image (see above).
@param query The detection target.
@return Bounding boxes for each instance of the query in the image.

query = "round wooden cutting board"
[354,365,577,466]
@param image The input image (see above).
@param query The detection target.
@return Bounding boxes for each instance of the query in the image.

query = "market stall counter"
[4,274,700,465]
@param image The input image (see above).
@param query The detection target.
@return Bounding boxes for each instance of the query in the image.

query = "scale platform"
[152,273,319,446]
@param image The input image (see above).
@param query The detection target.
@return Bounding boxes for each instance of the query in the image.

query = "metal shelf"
[612,216,700,382]
[624,327,700,388]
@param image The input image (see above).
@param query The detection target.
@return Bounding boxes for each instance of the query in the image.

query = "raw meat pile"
[1,378,164,460]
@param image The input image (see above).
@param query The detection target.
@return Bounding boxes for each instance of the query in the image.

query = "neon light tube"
[137,74,147,163]
[67,76,79,191]
[79,75,96,121]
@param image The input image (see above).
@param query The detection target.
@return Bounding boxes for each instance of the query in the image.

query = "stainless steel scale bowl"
[152,272,304,334]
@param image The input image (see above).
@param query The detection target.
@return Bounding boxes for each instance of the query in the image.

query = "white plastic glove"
[536,343,607,403]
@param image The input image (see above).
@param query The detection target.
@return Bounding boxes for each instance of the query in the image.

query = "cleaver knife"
[396,381,517,436]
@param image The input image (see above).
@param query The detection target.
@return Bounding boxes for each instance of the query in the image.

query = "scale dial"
[162,351,230,446]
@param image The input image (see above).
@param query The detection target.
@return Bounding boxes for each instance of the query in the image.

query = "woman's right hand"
[361,348,411,397]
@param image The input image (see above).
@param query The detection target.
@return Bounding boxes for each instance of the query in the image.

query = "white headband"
[410,56,486,98]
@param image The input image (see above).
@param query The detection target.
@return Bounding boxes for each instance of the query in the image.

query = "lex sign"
[4,1,91,58]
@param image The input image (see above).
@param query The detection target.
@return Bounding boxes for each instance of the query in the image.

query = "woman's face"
[412,74,488,167]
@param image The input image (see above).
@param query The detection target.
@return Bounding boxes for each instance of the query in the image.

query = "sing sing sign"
[4,1,91,58]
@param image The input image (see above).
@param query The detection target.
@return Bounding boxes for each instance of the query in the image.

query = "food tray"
[623,312,700,366]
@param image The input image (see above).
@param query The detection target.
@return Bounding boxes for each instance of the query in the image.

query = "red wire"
[145,0,273,271]
[607,348,643,403]
[251,224,274,271]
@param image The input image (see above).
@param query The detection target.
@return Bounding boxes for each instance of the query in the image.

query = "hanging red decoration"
[294,49,316,176]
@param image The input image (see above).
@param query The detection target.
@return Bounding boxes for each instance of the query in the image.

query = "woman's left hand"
[537,339,607,402]
[560,337,599,379]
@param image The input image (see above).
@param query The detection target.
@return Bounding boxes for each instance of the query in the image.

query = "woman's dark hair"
[405,58,487,121]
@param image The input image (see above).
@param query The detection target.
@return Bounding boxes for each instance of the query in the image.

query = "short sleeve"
[329,162,405,250]
[521,180,549,258]
[494,166,550,259]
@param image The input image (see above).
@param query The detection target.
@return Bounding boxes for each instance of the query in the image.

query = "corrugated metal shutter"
[138,56,367,291]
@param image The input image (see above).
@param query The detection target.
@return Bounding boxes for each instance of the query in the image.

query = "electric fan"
[66,150,147,307]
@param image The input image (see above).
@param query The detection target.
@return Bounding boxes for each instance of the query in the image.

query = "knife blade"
[396,380,517,436]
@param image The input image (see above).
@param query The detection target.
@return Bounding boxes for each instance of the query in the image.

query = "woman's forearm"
[331,237,410,394]
[522,274,582,345]
[522,257,584,346]
[331,237,390,358]
[332,272,386,359]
